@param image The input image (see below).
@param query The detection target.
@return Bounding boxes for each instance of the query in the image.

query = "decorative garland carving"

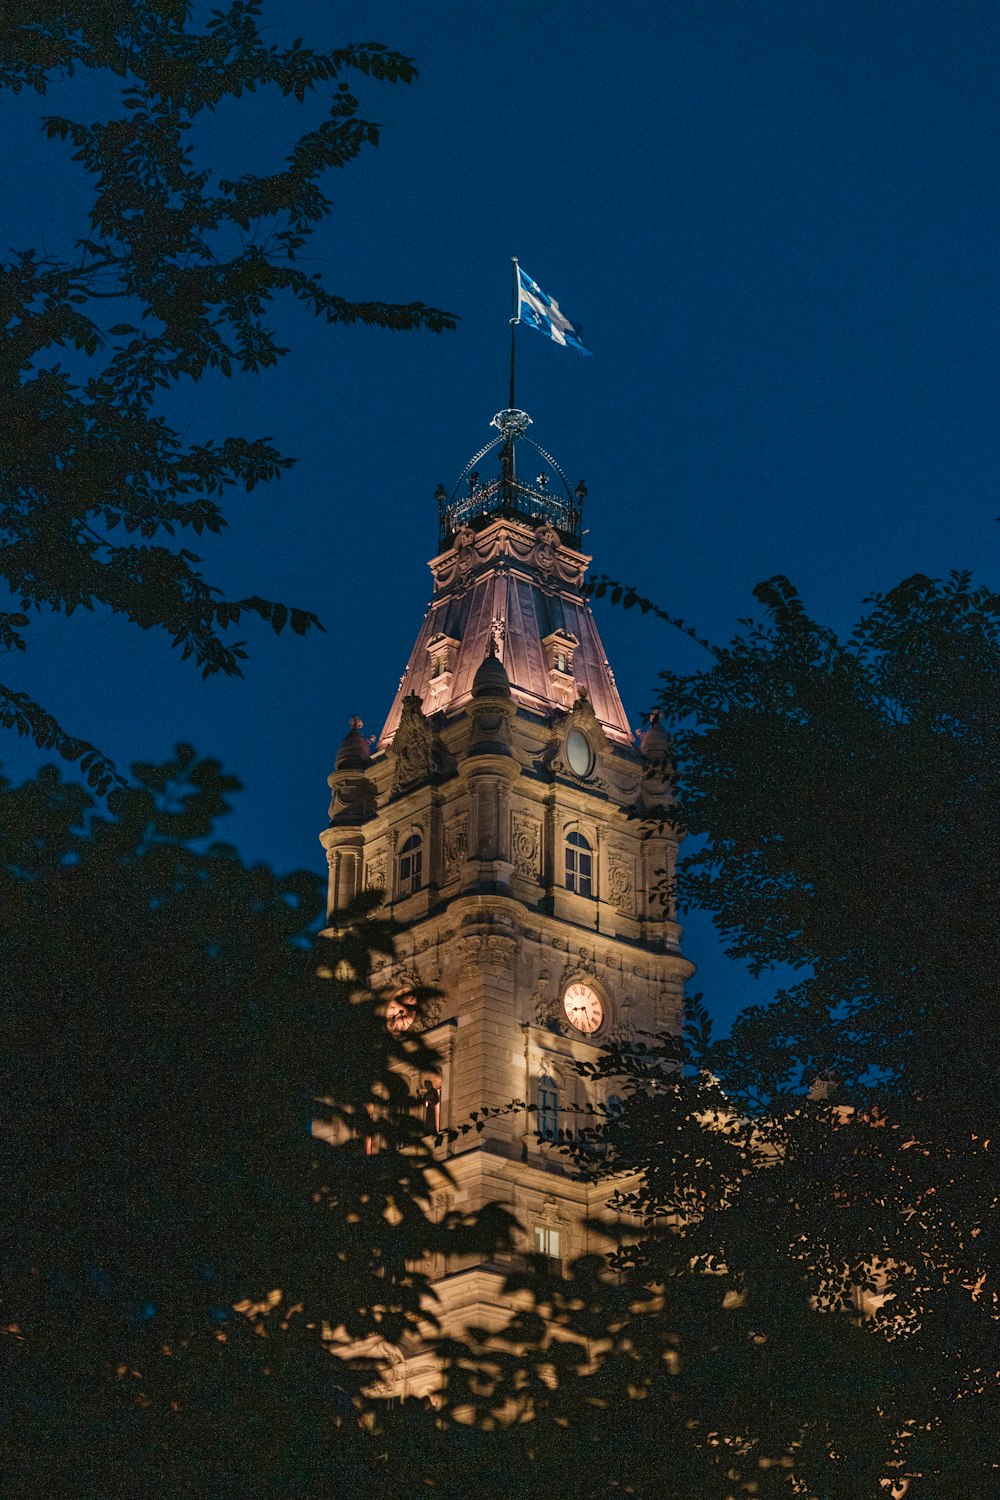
[607,848,636,916]
[443,813,467,881]
[511,811,540,879]
[431,519,587,593]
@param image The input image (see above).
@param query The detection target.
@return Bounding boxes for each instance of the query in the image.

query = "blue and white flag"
[515,263,592,356]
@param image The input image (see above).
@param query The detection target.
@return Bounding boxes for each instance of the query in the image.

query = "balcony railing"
[439,472,582,549]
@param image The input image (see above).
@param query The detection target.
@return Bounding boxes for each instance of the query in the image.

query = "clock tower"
[321,409,693,1395]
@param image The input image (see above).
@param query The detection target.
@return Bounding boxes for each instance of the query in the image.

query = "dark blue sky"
[4,1,999,1026]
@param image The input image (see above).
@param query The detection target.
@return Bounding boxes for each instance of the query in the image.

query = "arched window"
[537,1074,559,1142]
[565,830,593,898]
[397,832,423,898]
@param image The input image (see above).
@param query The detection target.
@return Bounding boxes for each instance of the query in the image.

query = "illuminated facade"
[321,410,693,1395]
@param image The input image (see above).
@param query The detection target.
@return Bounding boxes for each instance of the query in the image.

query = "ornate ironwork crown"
[437,410,585,549]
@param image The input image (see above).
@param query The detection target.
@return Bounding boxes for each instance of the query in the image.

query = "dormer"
[423,633,460,712]
[542,629,580,708]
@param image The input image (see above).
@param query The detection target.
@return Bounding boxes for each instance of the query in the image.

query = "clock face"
[386,995,416,1035]
[563,981,604,1034]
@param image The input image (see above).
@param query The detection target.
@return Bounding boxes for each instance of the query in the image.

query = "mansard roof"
[378,515,635,750]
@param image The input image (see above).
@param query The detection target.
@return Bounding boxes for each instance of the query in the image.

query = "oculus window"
[565,728,593,777]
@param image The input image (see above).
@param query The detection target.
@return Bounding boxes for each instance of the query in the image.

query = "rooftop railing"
[438,471,582,549]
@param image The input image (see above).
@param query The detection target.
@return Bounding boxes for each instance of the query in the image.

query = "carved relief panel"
[511,811,541,880]
[606,846,636,917]
[365,847,387,893]
[443,812,467,883]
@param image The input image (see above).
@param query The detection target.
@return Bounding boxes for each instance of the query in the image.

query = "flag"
[515,263,592,356]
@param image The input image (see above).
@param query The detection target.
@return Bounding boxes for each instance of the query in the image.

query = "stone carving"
[443,814,467,881]
[389,962,420,993]
[416,996,444,1031]
[511,811,540,879]
[327,775,375,823]
[366,851,387,891]
[472,707,509,740]
[385,962,444,1032]
[455,934,484,976]
[608,993,635,1042]
[391,694,434,792]
[431,519,586,593]
[607,764,642,798]
[544,702,612,789]
[455,525,478,580]
[607,849,636,915]
[368,1340,406,1397]
[532,972,560,1027]
[532,522,560,577]
[487,934,519,964]
[454,928,519,976]
[560,953,597,991]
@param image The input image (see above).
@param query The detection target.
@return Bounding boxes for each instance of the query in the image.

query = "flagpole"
[509,256,519,411]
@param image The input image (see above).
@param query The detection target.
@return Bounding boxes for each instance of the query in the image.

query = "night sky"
[3,1,999,1027]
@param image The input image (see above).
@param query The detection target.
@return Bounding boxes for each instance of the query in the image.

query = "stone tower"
[321,409,693,1396]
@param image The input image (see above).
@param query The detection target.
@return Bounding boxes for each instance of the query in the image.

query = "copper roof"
[378,517,635,750]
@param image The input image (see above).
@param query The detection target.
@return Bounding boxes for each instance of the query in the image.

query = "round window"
[566,728,593,777]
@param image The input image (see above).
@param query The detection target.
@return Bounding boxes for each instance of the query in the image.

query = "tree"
[0,3,456,790]
[653,569,1000,1494]
[440,569,1000,1498]
[0,748,513,1498]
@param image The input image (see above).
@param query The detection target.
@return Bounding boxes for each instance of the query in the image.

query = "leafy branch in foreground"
[585,571,716,653]
[0,3,457,782]
[0,747,514,1497]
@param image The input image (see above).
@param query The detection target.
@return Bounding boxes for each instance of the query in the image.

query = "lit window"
[533,1225,561,1261]
[398,833,423,898]
[537,1074,559,1141]
[565,831,593,898]
[420,1077,441,1134]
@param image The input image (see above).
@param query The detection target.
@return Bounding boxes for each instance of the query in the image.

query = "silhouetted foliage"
[0,748,512,1497]
[0,3,456,789]
[443,571,1000,1498]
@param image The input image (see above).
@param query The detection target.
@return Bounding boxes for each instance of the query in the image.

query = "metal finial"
[491,409,533,440]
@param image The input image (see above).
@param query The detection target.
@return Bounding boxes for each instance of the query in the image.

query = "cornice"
[430,518,590,595]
